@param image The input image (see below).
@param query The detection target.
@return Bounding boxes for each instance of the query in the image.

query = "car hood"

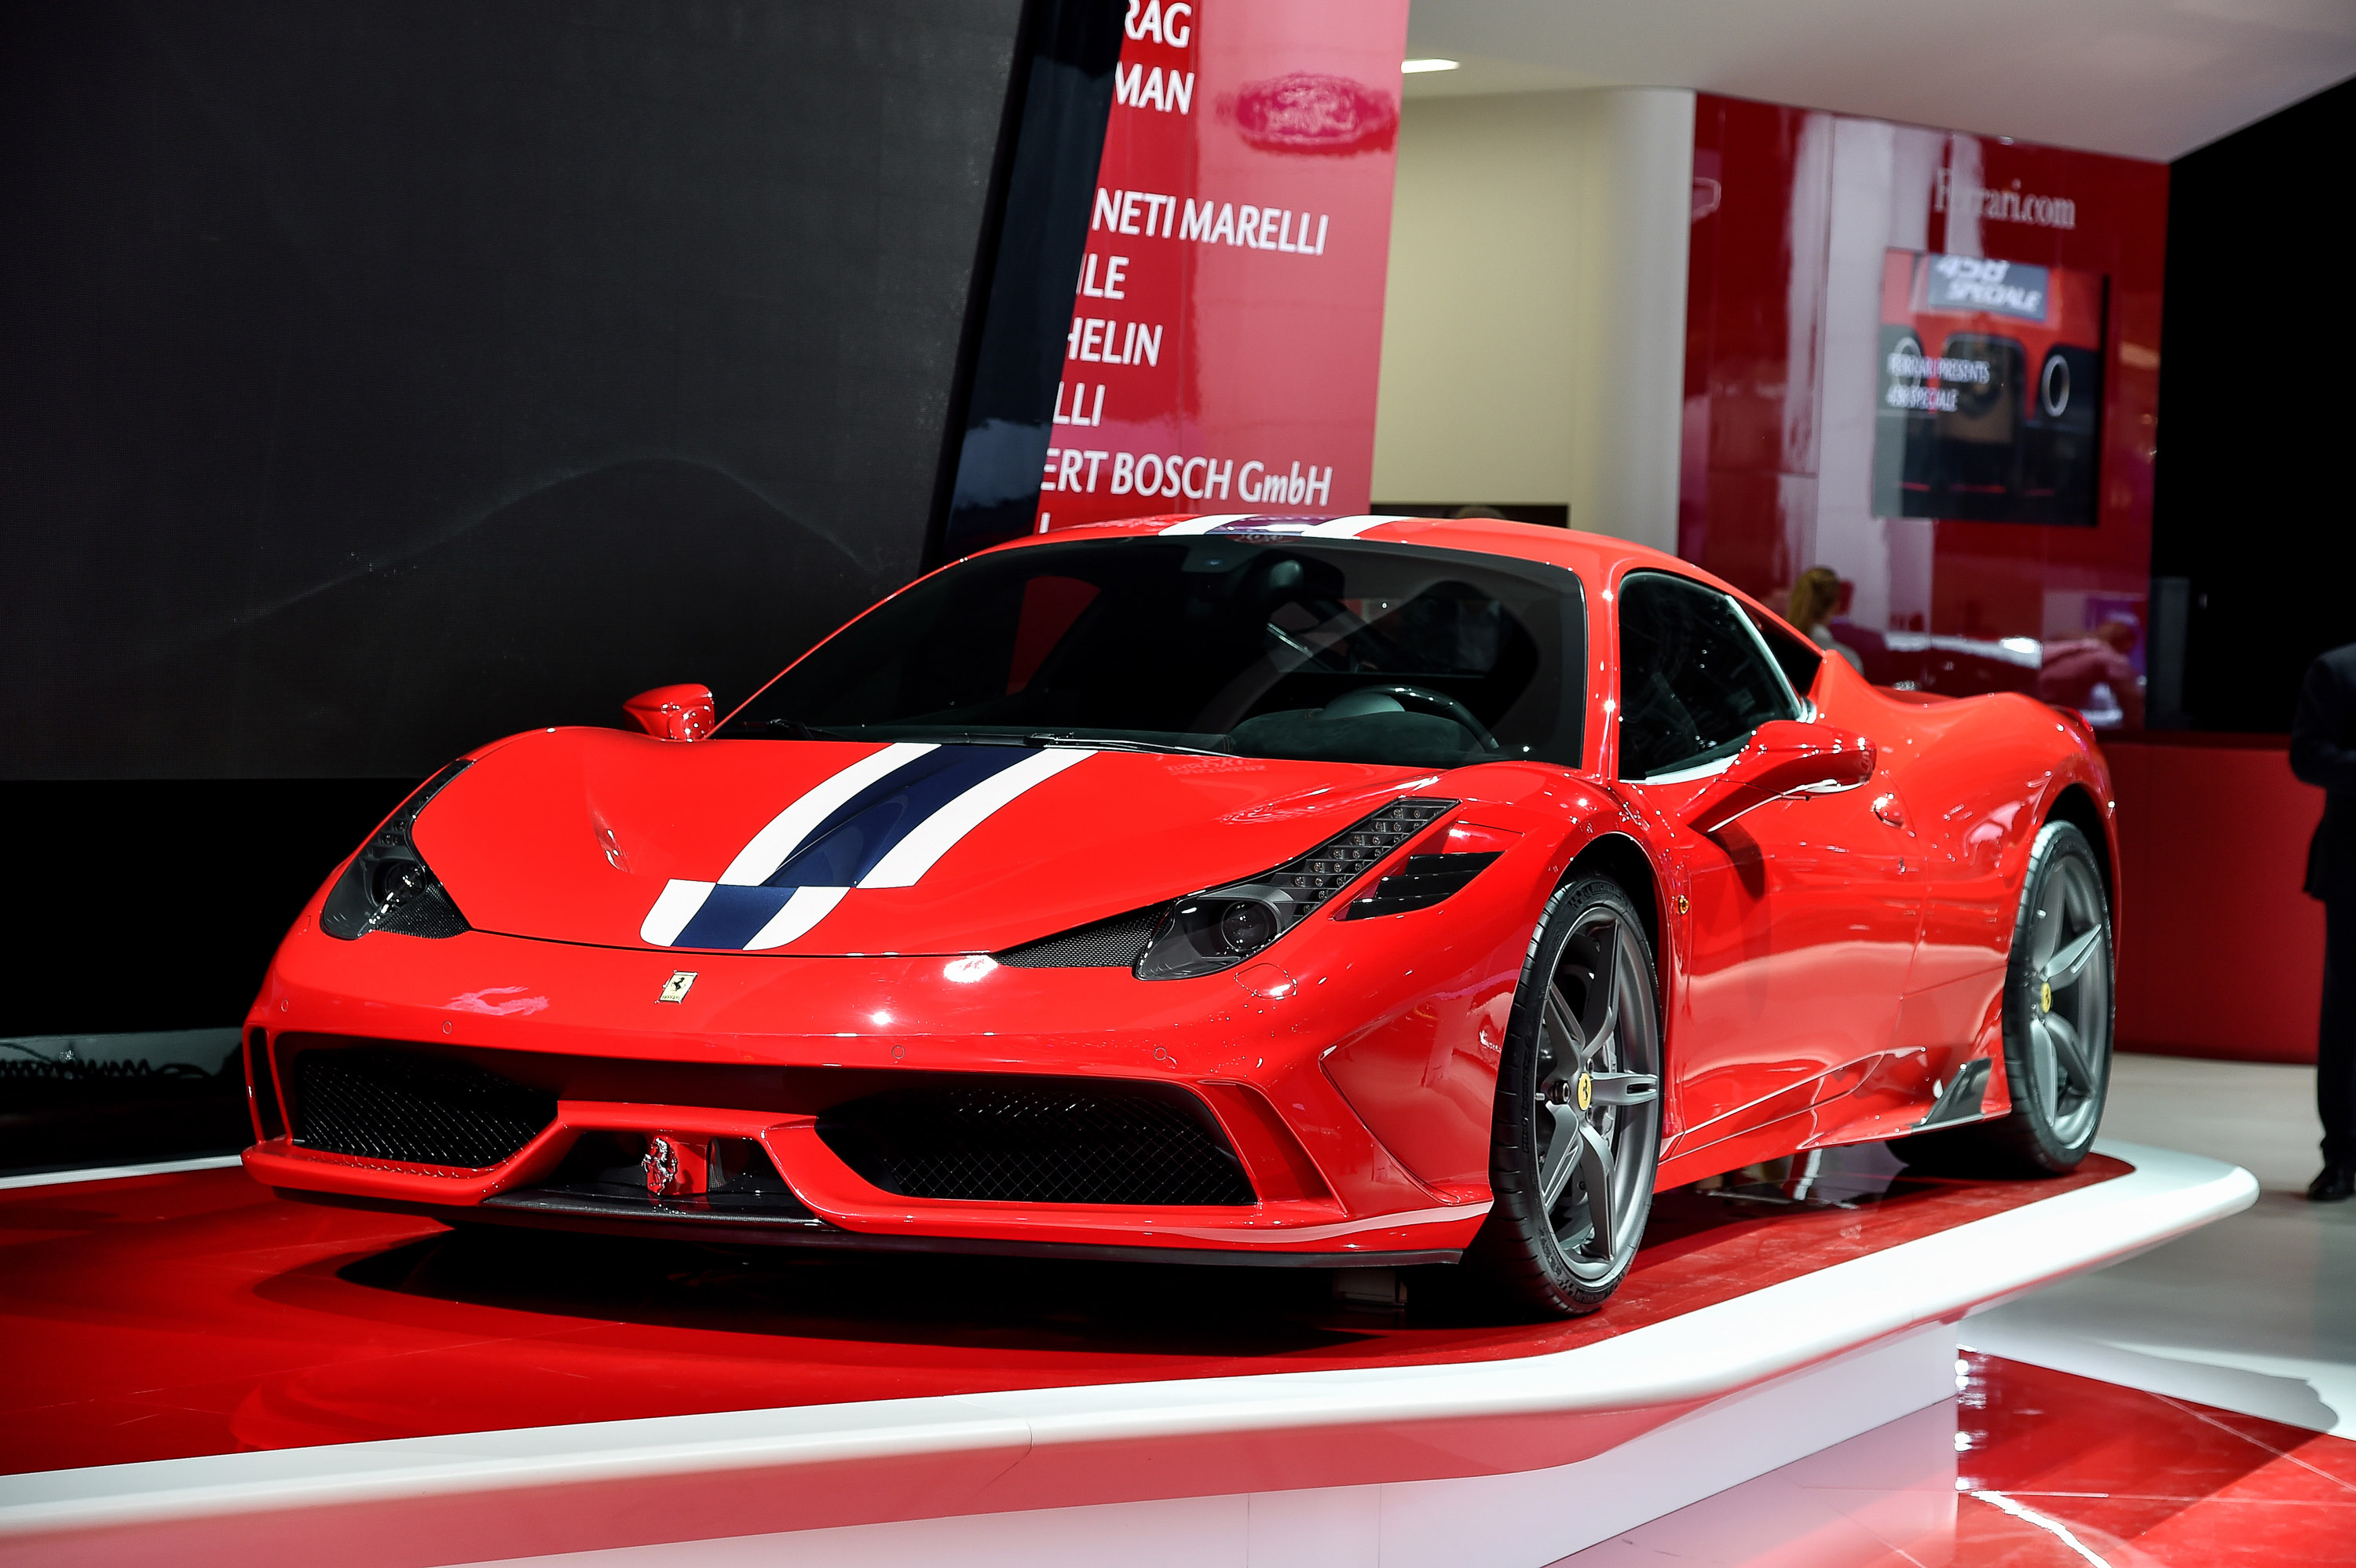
[410,727,1440,956]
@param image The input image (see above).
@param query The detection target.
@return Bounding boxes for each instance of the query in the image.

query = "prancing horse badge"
[658,970,697,1003]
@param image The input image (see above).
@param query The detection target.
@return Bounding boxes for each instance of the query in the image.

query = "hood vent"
[994,905,1169,969]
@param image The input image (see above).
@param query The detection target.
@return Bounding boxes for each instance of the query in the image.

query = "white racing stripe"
[1157,514,1399,539]
[743,886,851,952]
[639,879,715,945]
[718,741,936,886]
[1154,514,1253,535]
[860,748,1093,889]
[645,748,1092,951]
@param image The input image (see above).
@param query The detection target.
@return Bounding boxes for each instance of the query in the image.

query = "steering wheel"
[1321,685,1502,752]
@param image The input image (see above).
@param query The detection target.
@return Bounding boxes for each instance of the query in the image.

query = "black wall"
[0,0,1088,1039]
[2,0,1025,779]
[5,778,417,1038]
[2155,75,2356,733]
[936,0,1124,559]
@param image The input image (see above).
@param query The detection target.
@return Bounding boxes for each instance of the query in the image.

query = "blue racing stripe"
[673,885,796,949]
[763,745,1034,890]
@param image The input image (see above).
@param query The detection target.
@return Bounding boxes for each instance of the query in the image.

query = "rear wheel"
[1897,820,2113,1174]
[1465,878,1664,1318]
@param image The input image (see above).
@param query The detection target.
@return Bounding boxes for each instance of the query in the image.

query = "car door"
[1612,572,1924,1157]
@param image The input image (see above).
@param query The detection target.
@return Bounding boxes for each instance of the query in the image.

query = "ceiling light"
[1401,58,1459,74]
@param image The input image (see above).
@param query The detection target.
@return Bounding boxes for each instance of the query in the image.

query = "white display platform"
[0,1142,2253,1568]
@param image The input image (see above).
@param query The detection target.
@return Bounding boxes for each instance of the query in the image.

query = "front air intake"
[818,1078,1255,1206]
[995,905,1168,968]
[291,1047,554,1169]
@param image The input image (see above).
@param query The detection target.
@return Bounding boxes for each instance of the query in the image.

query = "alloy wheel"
[2021,854,2109,1143]
[1533,912,1663,1283]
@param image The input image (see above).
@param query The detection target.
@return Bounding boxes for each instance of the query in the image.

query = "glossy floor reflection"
[1969,1054,2356,1437]
[1558,1353,2356,1567]
[0,1145,2117,1476]
[1565,1054,2356,1566]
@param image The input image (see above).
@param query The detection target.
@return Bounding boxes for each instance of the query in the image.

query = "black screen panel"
[0,0,1026,777]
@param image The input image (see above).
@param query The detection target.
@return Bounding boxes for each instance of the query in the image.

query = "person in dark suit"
[2290,642,2356,1201]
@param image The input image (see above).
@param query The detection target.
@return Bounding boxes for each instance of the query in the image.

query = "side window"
[1743,602,1826,702]
[1617,573,1800,779]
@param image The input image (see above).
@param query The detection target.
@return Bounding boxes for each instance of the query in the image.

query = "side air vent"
[291,1047,554,1169]
[994,905,1169,968]
[1341,851,1502,919]
[818,1077,1255,1206]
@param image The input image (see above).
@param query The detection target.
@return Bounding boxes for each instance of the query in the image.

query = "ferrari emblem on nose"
[643,1135,680,1197]
[659,970,697,1003]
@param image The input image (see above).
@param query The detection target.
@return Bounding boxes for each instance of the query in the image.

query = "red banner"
[1035,0,1410,530]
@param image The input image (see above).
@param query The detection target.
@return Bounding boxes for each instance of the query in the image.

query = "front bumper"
[243,921,1496,1262]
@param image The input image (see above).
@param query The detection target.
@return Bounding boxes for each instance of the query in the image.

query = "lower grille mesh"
[291,1047,554,1169]
[818,1079,1255,1206]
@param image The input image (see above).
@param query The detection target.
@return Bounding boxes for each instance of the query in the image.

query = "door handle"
[1871,792,1908,829]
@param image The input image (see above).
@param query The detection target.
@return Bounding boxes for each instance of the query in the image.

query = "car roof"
[978,513,1762,609]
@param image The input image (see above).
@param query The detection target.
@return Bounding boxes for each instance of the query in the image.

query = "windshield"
[723,536,1586,769]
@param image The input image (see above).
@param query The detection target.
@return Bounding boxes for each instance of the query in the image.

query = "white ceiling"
[1403,0,2356,161]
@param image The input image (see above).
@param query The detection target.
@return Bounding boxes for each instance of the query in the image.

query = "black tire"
[1895,820,2113,1175]
[1465,877,1665,1318]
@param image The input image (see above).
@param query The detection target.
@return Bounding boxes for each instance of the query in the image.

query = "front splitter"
[277,1184,1468,1269]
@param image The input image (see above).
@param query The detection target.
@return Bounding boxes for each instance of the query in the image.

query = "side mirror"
[1686,720,1875,835]
[624,684,716,742]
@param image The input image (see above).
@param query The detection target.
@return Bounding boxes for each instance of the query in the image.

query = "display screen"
[0,2,1023,780]
[1871,250,2107,526]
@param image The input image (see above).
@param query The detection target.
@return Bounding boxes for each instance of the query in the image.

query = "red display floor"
[0,1153,2123,1475]
[1568,1352,2356,1567]
[0,1142,2257,1568]
[1961,1355,2356,1568]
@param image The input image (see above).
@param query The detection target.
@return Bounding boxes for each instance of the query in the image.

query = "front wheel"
[1897,819,2114,1175]
[1465,877,1664,1318]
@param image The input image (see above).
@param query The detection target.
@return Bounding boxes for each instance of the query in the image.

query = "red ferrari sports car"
[240,514,2117,1317]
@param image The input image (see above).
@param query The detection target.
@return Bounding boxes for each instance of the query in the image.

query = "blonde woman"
[1787,567,1862,672]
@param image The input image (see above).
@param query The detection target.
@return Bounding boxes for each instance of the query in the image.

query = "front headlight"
[320,762,472,940]
[1135,796,1457,980]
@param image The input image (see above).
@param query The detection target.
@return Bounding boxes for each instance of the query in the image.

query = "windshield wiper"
[1024,732,1232,758]
[747,717,850,740]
